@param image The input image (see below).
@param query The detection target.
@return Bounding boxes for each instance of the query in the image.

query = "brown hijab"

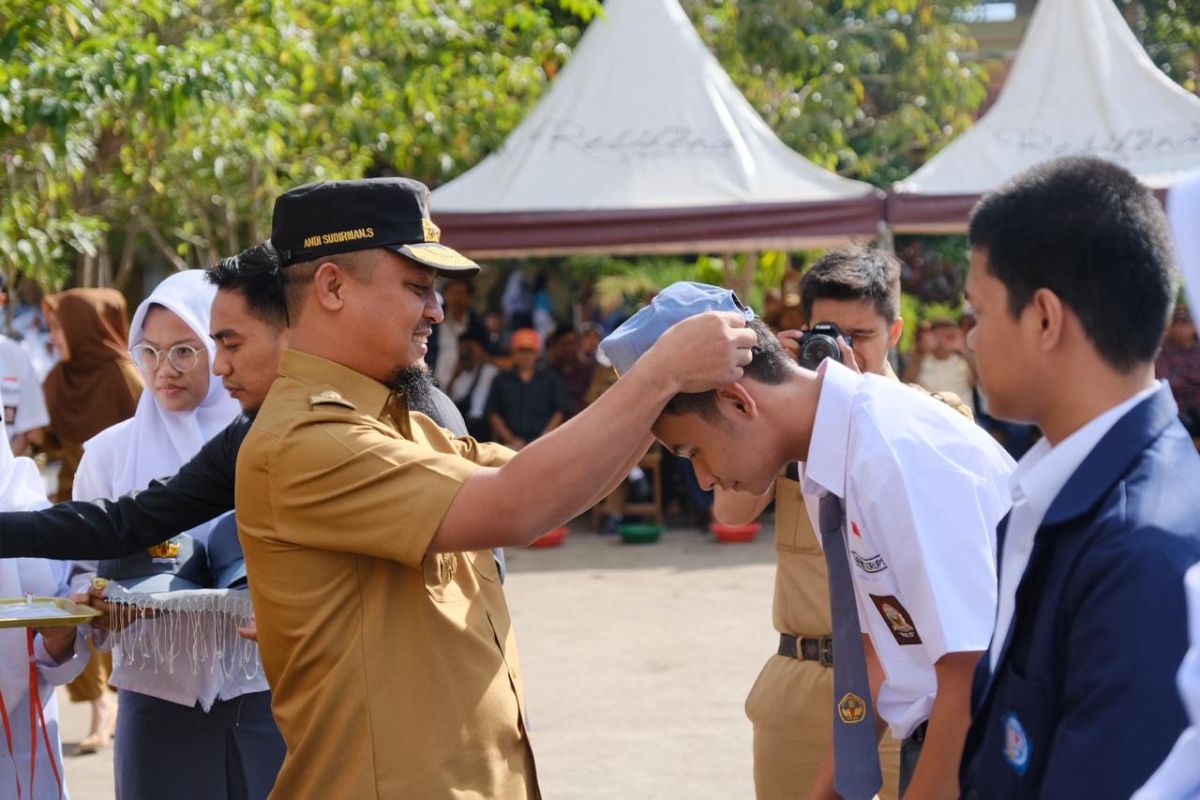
[42,288,143,444]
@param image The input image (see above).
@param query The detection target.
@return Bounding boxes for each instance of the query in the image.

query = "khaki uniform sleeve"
[410,412,516,468]
[268,416,481,568]
[451,437,516,468]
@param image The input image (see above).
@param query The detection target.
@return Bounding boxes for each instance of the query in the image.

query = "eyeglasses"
[130,343,203,374]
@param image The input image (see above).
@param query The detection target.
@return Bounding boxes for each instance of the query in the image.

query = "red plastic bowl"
[710,521,762,543]
[528,527,569,548]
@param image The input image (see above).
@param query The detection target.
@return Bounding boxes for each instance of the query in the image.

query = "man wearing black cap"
[236,177,755,799]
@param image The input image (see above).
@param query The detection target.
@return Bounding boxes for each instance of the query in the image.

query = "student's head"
[270,178,478,394]
[127,270,232,415]
[966,157,1177,422]
[205,241,290,411]
[135,303,211,413]
[800,245,903,375]
[652,318,798,494]
[602,283,803,496]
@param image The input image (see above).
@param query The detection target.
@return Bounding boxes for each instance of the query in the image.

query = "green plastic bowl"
[619,523,663,545]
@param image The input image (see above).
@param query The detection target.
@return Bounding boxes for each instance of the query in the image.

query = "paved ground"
[60,522,779,799]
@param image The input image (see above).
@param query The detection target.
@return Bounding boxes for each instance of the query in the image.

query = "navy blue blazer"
[960,386,1200,799]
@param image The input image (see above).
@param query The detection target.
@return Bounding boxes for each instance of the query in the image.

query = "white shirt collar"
[1009,382,1163,514]
[802,360,863,499]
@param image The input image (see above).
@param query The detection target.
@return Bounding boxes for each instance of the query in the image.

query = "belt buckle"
[818,637,834,668]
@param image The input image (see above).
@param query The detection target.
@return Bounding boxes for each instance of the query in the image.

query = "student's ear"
[715,383,758,421]
[1030,288,1066,351]
[887,317,905,349]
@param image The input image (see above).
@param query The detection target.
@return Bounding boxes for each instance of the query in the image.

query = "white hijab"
[114,270,241,495]
[0,401,60,711]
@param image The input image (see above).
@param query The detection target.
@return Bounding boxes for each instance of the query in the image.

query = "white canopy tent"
[431,0,883,257]
[889,0,1200,232]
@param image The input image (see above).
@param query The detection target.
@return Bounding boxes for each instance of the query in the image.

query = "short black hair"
[663,319,792,418]
[969,157,1177,372]
[800,245,902,323]
[205,241,288,328]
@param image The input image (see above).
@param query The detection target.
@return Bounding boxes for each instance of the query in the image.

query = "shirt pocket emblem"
[422,553,464,603]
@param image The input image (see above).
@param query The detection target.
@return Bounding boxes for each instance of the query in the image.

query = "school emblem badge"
[869,594,923,646]
[1003,713,1031,775]
[838,692,867,724]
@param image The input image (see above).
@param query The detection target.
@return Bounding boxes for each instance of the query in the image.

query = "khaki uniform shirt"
[236,350,535,800]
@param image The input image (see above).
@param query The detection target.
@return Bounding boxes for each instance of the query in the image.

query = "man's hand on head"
[641,311,756,394]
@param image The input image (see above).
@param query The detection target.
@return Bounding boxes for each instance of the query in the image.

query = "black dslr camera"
[798,323,852,370]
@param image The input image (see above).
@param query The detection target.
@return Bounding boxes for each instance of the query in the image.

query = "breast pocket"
[422,552,464,603]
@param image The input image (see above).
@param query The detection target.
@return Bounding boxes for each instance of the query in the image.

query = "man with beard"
[239,177,754,799]
[0,242,492,573]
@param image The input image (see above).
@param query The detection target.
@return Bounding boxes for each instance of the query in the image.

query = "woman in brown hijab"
[43,288,143,502]
[42,287,142,753]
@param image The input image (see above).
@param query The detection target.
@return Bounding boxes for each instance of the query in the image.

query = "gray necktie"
[820,492,883,800]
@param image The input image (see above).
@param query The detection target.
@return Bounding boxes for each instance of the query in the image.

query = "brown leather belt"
[778,633,834,667]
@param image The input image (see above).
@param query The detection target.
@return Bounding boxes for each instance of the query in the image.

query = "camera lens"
[799,334,843,370]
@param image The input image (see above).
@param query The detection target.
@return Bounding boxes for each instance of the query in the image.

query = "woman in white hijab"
[73,269,284,800]
[0,403,89,798]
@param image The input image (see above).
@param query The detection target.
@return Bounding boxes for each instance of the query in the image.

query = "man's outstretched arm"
[0,415,251,560]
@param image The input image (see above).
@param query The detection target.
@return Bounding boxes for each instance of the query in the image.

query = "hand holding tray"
[0,596,101,629]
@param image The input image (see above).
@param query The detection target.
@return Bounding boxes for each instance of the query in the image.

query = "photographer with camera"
[614,249,1013,800]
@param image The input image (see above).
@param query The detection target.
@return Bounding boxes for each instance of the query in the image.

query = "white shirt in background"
[450,362,500,420]
[434,314,469,388]
[989,383,1161,670]
[0,337,49,444]
[801,360,1014,738]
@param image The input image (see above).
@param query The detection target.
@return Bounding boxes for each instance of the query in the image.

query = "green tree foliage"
[683,0,992,187]
[1120,0,1200,93]
[0,0,598,288]
[0,0,1195,292]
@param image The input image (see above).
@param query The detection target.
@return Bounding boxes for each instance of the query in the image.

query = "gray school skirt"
[114,689,285,800]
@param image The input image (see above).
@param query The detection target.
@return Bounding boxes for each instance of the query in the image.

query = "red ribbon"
[0,629,66,799]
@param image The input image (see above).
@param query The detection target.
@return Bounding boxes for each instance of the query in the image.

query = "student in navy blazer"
[958,157,1200,799]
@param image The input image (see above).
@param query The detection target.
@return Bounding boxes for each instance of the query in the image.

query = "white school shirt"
[989,383,1160,670]
[801,360,1014,738]
[0,337,49,442]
